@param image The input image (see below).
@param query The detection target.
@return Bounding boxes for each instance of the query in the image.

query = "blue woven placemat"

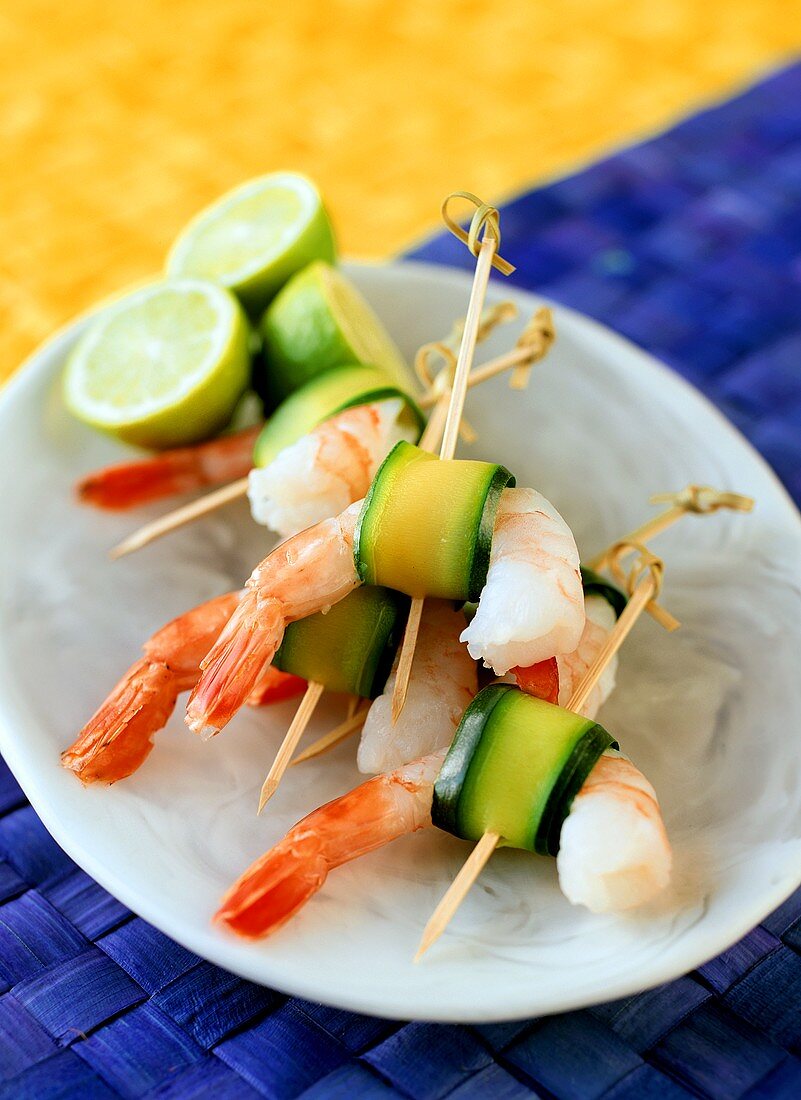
[4,62,801,1099]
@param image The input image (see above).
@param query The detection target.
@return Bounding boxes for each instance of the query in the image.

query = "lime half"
[64,280,251,449]
[259,261,412,406]
[166,173,336,316]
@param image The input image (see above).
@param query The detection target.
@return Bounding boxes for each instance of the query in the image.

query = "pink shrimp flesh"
[514,594,617,720]
[76,427,260,510]
[216,750,445,938]
[552,595,618,719]
[460,488,585,673]
[248,400,414,538]
[557,750,671,911]
[357,600,477,774]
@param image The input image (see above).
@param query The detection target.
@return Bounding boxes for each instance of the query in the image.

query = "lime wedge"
[166,173,336,315]
[259,261,412,406]
[63,280,251,449]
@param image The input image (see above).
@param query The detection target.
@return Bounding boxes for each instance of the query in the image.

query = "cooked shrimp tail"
[186,502,362,738]
[62,592,239,783]
[216,750,445,938]
[76,427,260,510]
[61,659,183,784]
[187,593,285,739]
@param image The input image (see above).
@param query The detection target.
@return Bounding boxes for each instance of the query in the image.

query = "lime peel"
[64,279,251,449]
[166,173,336,315]
[259,261,413,406]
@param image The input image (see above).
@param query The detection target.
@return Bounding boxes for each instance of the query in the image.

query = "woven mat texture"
[2,0,800,380]
[2,61,801,1100]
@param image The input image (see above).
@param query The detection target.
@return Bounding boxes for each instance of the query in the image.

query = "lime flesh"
[258,261,412,406]
[166,173,336,316]
[63,280,251,449]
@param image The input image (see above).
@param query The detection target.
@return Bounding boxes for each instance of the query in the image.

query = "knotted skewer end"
[650,485,755,515]
[608,542,680,632]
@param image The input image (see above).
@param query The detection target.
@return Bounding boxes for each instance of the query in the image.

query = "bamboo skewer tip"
[257,680,325,813]
[290,705,368,766]
[414,831,501,962]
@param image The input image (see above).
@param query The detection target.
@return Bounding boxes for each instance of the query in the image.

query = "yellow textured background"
[2,0,800,379]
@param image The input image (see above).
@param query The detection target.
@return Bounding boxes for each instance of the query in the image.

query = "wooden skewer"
[586,485,754,573]
[257,681,324,813]
[277,307,554,753]
[109,477,249,560]
[390,599,426,724]
[346,694,361,720]
[290,704,369,765]
[414,549,675,960]
[391,195,513,724]
[413,830,501,963]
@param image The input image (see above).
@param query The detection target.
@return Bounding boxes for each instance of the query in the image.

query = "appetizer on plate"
[58,176,754,963]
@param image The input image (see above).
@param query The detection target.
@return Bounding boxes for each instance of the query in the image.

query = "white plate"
[1,261,800,1023]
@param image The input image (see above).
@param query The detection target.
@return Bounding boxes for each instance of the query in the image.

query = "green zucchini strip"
[580,565,628,619]
[252,364,424,468]
[353,441,514,601]
[432,684,615,856]
[273,586,409,698]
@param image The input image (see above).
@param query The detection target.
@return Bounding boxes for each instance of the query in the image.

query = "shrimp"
[515,594,618,721]
[63,594,304,784]
[357,600,477,775]
[187,487,584,736]
[557,750,671,912]
[185,501,363,737]
[248,399,416,539]
[460,488,584,674]
[76,427,260,510]
[215,746,670,939]
[215,750,446,938]
[62,592,240,784]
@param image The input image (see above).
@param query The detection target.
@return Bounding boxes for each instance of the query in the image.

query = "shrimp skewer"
[77,427,260,511]
[110,400,414,559]
[557,750,670,912]
[78,304,521,516]
[306,579,616,774]
[62,594,304,784]
[186,487,584,738]
[215,745,670,938]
